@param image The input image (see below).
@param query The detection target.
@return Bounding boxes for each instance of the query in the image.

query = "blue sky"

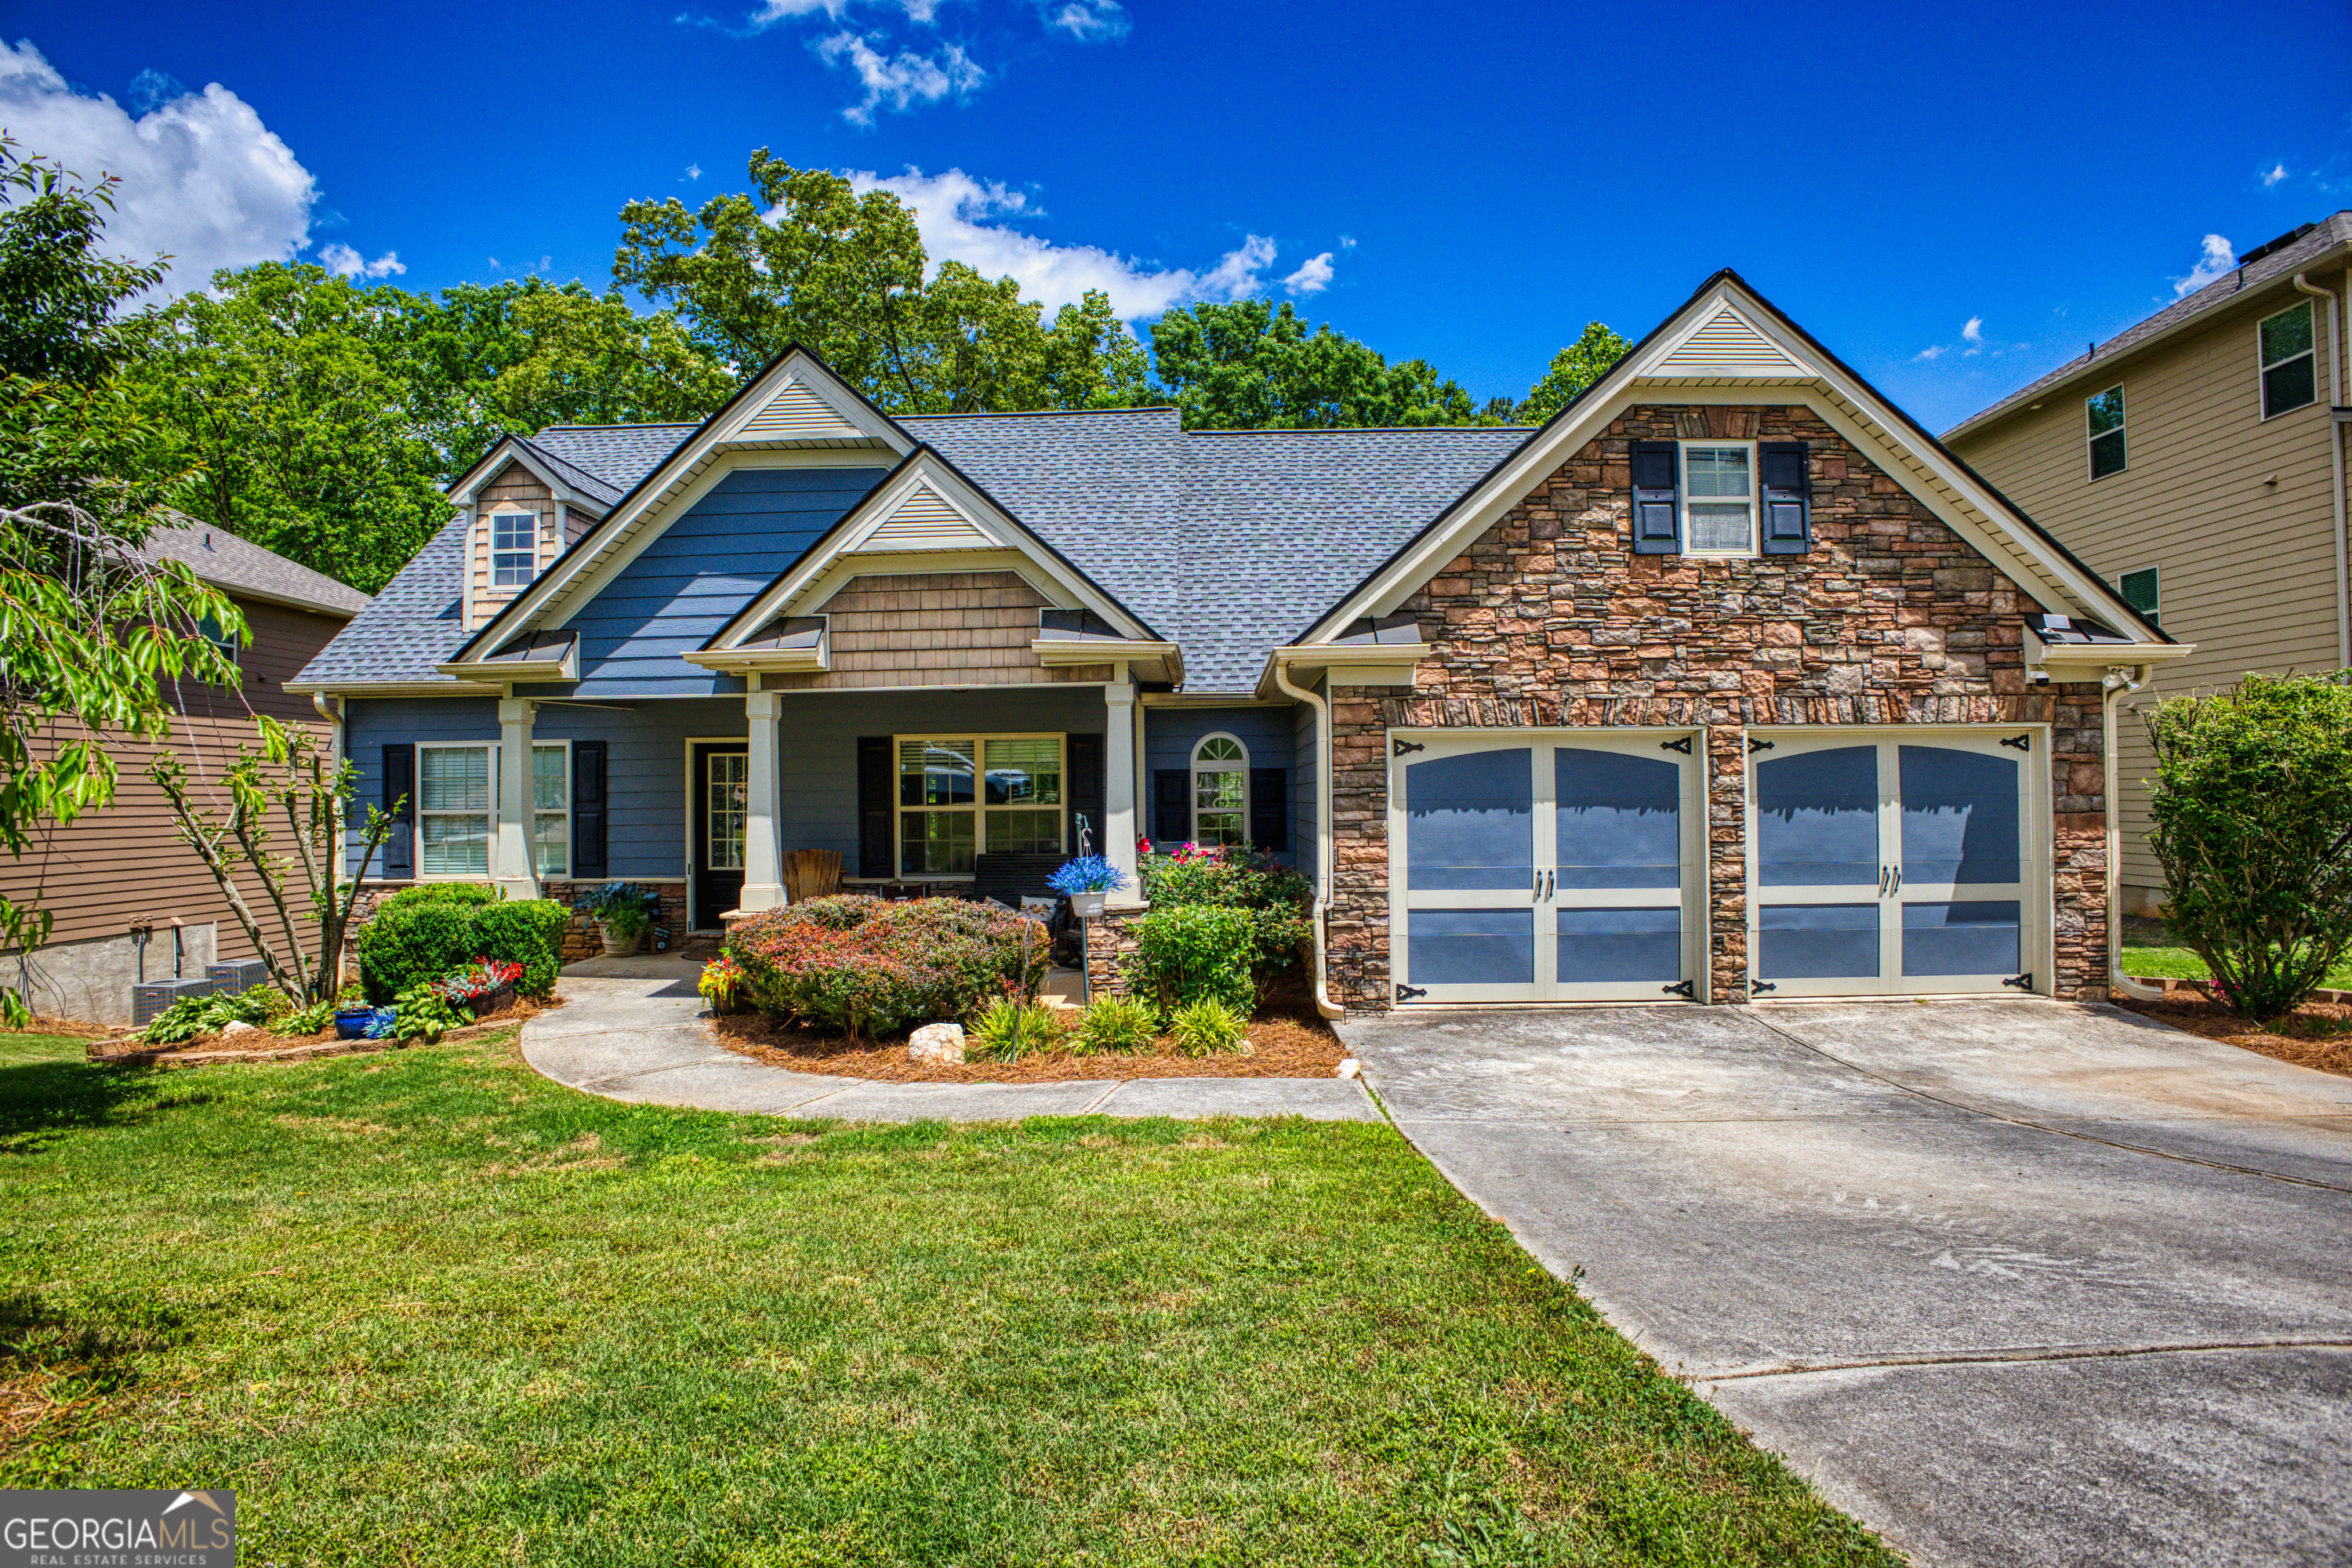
[6,0,2350,429]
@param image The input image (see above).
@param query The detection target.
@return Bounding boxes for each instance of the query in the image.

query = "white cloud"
[318,242,405,279]
[2173,233,2237,296]
[814,32,985,124]
[1914,343,1945,361]
[844,165,1316,317]
[746,0,939,27]
[1047,0,1129,41]
[1961,316,1983,345]
[2262,162,2288,187]
[1915,314,1987,363]
[0,38,315,295]
[685,162,702,180]
[1281,251,1334,296]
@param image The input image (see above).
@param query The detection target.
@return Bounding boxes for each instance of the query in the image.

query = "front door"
[691,741,750,931]
[1389,731,1703,1004]
[1748,731,2037,997]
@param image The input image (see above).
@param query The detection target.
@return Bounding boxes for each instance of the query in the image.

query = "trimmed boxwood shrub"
[723,895,1050,1039]
[1125,903,1258,1018]
[355,890,568,1003]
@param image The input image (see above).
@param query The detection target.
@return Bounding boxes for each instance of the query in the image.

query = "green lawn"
[0,1031,1893,1567]
[2119,917,2352,988]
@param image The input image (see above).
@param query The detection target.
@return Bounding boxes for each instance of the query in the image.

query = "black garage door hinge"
[1659,735,1693,755]
[1749,979,1777,994]
[1393,739,1426,757]
[2003,972,2034,990]
[2001,735,2031,752]
[1748,737,1775,753]
[1395,983,1428,1001]
[1661,979,1694,998]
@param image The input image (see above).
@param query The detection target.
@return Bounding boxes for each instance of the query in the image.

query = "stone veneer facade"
[1324,403,2111,1011]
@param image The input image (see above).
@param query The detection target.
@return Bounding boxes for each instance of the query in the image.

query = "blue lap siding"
[554,464,890,698]
[1142,705,1300,865]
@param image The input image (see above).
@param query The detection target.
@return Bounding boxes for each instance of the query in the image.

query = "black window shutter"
[1066,732,1105,856]
[857,737,894,877]
[1249,767,1288,852]
[381,744,413,878]
[1154,770,1189,843]
[571,739,607,880]
[1760,441,1811,556]
[1630,440,1681,554]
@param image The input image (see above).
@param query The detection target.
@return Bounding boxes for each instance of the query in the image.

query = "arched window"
[1191,733,1250,847]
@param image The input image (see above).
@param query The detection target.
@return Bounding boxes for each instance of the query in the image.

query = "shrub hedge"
[1139,846,1312,982]
[1126,903,1258,1018]
[354,889,568,1003]
[723,895,1049,1039]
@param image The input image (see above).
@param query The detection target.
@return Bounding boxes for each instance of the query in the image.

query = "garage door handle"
[1877,866,1889,895]
[1889,867,1901,895]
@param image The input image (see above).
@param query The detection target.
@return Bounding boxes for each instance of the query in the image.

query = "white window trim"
[893,731,1067,879]
[2085,385,2127,481]
[488,503,540,589]
[1190,732,1252,847]
[1677,439,1759,558]
[2259,300,2318,422]
[532,741,572,881]
[416,741,495,882]
[412,740,572,881]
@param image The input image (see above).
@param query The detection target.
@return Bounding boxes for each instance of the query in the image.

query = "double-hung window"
[415,741,570,879]
[1192,735,1250,846]
[419,744,492,878]
[490,507,537,587]
[1680,443,1755,556]
[2119,567,2161,631]
[2086,387,2126,479]
[2260,301,2318,419]
[898,734,1064,876]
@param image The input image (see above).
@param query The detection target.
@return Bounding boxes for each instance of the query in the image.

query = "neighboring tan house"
[6,524,370,1022]
[290,270,2183,1011]
[1944,215,2352,916]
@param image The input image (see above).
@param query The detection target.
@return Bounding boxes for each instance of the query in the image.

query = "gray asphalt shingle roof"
[1947,212,2352,438]
[141,521,371,618]
[292,408,1530,693]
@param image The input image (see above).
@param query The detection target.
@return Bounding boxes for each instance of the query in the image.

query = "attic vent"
[740,378,864,441]
[1657,307,1802,372]
[862,485,992,550]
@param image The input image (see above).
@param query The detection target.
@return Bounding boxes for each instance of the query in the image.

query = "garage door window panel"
[1903,901,2021,978]
[1757,746,1880,886]
[1410,909,1536,986]
[1405,750,1534,891]
[1760,903,1882,980]
[1555,748,1679,889]
[1557,907,1681,983]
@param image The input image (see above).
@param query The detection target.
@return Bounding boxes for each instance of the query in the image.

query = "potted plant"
[437,957,524,1018]
[1047,855,1130,918]
[575,882,657,956]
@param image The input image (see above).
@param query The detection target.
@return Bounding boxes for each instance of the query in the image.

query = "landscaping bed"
[86,995,557,1069]
[713,1005,1343,1083]
[2118,992,2352,1077]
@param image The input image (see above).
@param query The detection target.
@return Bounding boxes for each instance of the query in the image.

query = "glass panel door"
[1548,742,1693,1000]
[1397,746,1538,1001]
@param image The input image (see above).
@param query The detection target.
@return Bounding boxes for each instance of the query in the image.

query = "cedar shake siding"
[1323,405,2110,1011]
[771,571,1103,691]
[465,463,563,631]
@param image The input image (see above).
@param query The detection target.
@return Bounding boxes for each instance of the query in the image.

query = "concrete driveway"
[1335,1000,2352,1568]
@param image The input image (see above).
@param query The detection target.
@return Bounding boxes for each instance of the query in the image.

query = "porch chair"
[782,848,842,904]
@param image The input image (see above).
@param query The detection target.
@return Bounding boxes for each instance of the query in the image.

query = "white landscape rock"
[908,1022,966,1065]
[1336,1058,1361,1080]
[221,1020,260,1038]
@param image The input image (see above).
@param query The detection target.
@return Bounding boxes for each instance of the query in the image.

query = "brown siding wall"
[1949,266,2352,896]
[2,591,350,961]
[1324,404,2109,1010]
[773,570,1096,689]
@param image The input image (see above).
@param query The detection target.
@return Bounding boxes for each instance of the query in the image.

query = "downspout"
[2291,273,2347,666]
[1271,656,1345,1019]
[2102,666,2165,1003]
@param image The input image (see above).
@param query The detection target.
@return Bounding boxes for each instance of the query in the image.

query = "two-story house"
[8,524,370,1022]
[1945,216,2351,916]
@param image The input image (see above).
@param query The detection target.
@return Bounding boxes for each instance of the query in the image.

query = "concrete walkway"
[523,958,1377,1122]
[1336,1000,2352,1568]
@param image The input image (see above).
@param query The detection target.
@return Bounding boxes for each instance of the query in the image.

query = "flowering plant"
[434,956,524,1005]
[698,954,748,1012]
[1047,855,1130,896]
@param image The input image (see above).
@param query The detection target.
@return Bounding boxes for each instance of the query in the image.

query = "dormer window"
[491,508,538,587]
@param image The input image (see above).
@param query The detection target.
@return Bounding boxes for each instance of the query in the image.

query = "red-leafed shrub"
[721,895,1051,1039]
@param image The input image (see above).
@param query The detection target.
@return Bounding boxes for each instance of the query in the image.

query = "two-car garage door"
[1388,728,2040,1004]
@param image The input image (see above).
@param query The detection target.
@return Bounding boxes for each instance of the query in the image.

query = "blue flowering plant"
[1047,855,1130,897]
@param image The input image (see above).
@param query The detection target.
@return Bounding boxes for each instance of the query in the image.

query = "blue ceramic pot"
[333,1007,375,1040]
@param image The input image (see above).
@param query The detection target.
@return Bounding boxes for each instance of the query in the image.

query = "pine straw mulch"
[712,1006,1345,1084]
[82,994,561,1069]
[2118,991,2352,1078]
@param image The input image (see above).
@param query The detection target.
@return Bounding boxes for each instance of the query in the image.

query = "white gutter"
[2292,272,2349,666]
[2101,666,2165,1003]
[1270,656,1345,1020]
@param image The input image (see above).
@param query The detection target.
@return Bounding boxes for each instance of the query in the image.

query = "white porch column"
[492,697,539,898]
[741,690,786,911]
[1104,668,1142,906]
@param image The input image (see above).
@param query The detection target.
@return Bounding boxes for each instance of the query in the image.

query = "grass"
[0,1031,1896,1567]
[2119,916,2352,988]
